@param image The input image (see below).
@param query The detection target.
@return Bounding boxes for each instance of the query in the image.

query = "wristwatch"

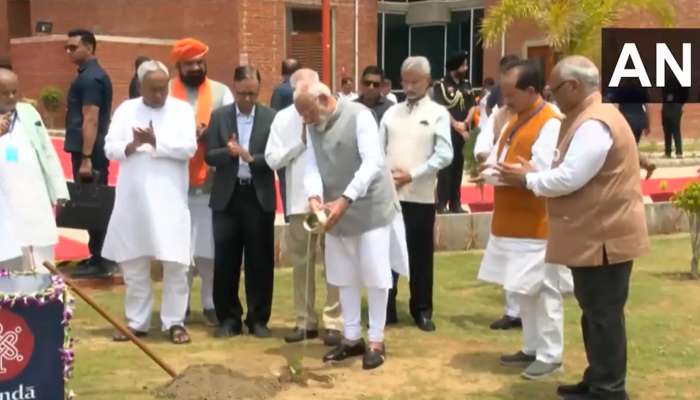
[341,195,354,205]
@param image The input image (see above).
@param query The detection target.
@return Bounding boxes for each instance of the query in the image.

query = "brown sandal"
[112,328,148,342]
[169,325,191,345]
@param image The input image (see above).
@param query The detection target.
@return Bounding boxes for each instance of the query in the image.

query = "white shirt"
[526,120,613,198]
[380,96,453,180]
[264,106,309,216]
[474,107,497,158]
[0,114,58,257]
[305,108,383,202]
[337,92,359,102]
[379,96,452,203]
[385,92,398,104]
[102,97,197,264]
[236,104,256,179]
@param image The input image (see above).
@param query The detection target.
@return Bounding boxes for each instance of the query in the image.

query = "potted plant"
[462,125,493,212]
[671,182,700,279]
[39,86,64,129]
[650,180,673,202]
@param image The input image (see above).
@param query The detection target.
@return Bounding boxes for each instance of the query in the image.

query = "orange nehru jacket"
[491,98,561,239]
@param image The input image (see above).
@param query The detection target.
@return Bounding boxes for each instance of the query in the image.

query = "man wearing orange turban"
[170,37,234,328]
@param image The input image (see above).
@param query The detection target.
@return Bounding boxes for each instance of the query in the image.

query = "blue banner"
[0,301,64,399]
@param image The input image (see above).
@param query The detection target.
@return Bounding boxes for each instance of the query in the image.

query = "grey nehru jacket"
[309,100,397,236]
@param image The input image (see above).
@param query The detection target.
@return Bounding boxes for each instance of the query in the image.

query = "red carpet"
[55,236,90,262]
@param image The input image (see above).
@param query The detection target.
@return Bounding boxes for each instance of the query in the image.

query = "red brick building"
[1,0,697,138]
[0,0,377,120]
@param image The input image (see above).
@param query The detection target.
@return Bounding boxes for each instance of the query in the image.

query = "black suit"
[206,103,277,329]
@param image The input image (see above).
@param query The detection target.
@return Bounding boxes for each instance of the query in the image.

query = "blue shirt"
[64,58,113,160]
[270,79,294,111]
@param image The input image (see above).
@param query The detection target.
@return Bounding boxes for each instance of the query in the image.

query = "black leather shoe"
[362,346,386,370]
[450,207,467,214]
[557,382,589,396]
[70,261,114,278]
[415,316,436,332]
[558,394,598,400]
[250,323,272,338]
[322,339,366,362]
[284,327,319,343]
[489,315,522,330]
[214,318,242,338]
[436,207,449,215]
[322,329,343,347]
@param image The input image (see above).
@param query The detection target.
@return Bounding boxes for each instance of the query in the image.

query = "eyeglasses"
[64,45,79,53]
[551,80,574,94]
[363,81,381,88]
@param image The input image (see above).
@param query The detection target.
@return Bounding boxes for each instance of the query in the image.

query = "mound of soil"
[154,364,282,400]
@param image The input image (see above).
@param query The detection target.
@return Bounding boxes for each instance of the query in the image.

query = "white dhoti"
[121,257,190,331]
[325,213,408,342]
[478,235,573,363]
[187,192,215,311]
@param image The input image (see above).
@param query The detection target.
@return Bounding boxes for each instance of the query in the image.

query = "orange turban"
[171,38,209,62]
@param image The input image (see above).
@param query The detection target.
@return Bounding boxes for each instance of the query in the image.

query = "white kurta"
[187,87,233,260]
[477,116,573,295]
[304,108,408,288]
[102,98,197,265]
[0,116,58,262]
[264,105,309,216]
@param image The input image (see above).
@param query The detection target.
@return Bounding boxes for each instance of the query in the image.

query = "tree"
[480,0,675,59]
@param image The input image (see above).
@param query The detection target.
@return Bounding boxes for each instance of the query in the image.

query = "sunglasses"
[64,44,79,53]
[363,80,381,88]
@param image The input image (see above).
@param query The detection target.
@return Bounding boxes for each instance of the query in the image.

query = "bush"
[39,86,63,113]
[463,126,481,177]
[672,182,700,214]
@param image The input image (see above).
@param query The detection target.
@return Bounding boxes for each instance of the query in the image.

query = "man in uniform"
[433,52,474,214]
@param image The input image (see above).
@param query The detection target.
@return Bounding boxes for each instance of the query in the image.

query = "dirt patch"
[154,364,283,400]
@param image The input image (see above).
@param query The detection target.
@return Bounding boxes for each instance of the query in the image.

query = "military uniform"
[433,74,474,212]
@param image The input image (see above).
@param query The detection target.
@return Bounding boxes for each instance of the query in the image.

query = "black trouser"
[212,183,275,328]
[70,152,109,263]
[437,131,465,211]
[662,103,683,156]
[570,260,632,400]
[388,202,436,321]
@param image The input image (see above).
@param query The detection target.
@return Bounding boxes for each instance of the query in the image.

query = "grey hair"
[557,58,600,88]
[401,56,431,76]
[290,68,320,89]
[293,81,332,101]
[137,60,169,83]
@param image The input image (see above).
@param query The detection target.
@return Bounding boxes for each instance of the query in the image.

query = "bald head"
[290,68,320,90]
[0,68,19,113]
[553,56,599,89]
[548,55,600,113]
[293,82,335,126]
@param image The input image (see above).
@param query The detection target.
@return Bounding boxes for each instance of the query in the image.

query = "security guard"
[433,52,474,214]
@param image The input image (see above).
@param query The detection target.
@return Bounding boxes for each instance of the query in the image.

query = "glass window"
[472,8,485,86]
[446,9,484,86]
[383,13,409,88]
[410,25,446,80]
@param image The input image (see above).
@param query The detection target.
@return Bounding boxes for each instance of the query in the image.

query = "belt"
[236,178,253,186]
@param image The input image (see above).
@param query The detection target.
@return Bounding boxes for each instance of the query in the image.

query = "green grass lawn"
[68,234,700,399]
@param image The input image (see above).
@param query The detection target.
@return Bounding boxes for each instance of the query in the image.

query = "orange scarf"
[170,76,213,187]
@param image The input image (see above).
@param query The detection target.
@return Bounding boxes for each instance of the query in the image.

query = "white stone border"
[11,34,176,46]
